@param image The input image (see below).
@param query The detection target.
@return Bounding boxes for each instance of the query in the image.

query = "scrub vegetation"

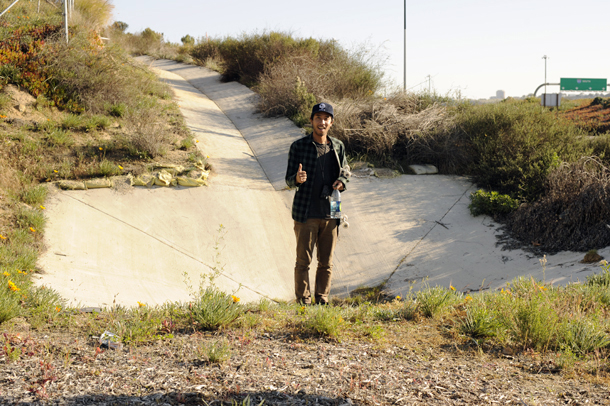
[1,1,610,403]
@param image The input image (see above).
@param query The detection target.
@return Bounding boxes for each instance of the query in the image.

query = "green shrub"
[108,102,127,117]
[0,273,23,324]
[190,287,243,330]
[459,299,502,339]
[19,184,47,205]
[181,35,195,46]
[468,189,519,217]
[47,129,74,147]
[586,261,610,287]
[16,206,45,231]
[301,305,345,339]
[453,101,588,202]
[558,317,610,355]
[416,285,459,318]
[199,338,232,363]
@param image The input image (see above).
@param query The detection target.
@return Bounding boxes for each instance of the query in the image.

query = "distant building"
[496,90,506,100]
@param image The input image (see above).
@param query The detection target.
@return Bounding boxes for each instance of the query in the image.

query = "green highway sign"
[560,78,607,91]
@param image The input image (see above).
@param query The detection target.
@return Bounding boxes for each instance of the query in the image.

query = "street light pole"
[542,55,549,107]
[542,55,549,93]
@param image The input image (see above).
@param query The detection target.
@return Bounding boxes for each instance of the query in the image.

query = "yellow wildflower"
[395,295,401,300]
[0,234,6,240]
[8,281,20,292]
[118,165,123,170]
[231,295,240,303]
[99,147,103,151]
[53,170,58,173]
[29,227,36,233]
[137,301,146,307]
[3,272,9,277]
[40,205,46,210]
[450,285,456,291]
[55,306,61,312]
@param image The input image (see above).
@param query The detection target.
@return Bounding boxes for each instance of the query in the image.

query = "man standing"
[285,103,350,305]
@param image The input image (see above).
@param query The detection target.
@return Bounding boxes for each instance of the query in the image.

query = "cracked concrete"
[35,59,609,307]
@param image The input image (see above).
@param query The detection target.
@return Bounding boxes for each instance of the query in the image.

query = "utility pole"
[63,0,68,43]
[426,74,431,93]
[403,0,406,92]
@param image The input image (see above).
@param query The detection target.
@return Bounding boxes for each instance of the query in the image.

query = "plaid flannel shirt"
[285,133,350,223]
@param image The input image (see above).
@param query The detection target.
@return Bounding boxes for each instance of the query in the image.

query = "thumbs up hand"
[297,163,307,185]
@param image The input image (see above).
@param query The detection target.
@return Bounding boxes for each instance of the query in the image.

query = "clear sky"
[111,0,609,100]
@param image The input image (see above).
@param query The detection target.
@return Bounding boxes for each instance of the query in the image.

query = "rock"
[407,164,438,175]
[17,103,26,113]
[581,251,603,264]
[84,178,113,189]
[57,180,86,190]
[374,168,401,178]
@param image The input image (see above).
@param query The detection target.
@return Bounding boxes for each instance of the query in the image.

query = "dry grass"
[507,156,610,252]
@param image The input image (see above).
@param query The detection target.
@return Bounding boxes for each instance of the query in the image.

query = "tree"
[181,35,195,46]
[112,21,129,32]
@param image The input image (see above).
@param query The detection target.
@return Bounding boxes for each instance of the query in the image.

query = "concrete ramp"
[36,59,609,307]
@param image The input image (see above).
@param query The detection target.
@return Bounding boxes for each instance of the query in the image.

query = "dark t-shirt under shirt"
[308,141,339,219]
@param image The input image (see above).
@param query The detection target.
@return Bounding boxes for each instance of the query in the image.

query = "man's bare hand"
[297,163,307,184]
[333,180,344,191]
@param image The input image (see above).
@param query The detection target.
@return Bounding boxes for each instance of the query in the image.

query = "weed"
[19,184,47,205]
[417,285,460,318]
[107,102,127,117]
[301,305,345,339]
[95,159,121,177]
[47,129,74,147]
[61,114,84,130]
[468,189,519,217]
[190,287,244,331]
[199,338,232,364]
[84,114,111,131]
[16,206,45,231]
[558,317,610,355]
[459,300,501,339]
[0,278,23,324]
[0,93,11,111]
[586,261,610,287]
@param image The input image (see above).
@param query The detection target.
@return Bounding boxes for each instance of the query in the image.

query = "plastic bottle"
[330,188,341,219]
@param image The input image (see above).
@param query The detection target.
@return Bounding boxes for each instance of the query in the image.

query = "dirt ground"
[1,319,609,406]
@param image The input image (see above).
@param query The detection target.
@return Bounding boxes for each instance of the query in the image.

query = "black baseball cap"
[310,102,334,119]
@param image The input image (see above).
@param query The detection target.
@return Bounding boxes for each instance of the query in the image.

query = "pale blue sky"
[112,0,609,99]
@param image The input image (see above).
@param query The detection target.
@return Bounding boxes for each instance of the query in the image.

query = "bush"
[416,285,460,318]
[459,302,501,339]
[0,273,23,324]
[301,305,345,339]
[19,184,47,205]
[468,189,519,217]
[190,287,243,330]
[452,101,589,202]
[191,32,383,98]
[44,33,165,113]
[506,157,610,252]
[122,101,172,158]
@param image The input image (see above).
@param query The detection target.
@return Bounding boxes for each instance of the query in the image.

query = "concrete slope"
[145,60,609,296]
[36,59,609,308]
[36,67,296,307]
